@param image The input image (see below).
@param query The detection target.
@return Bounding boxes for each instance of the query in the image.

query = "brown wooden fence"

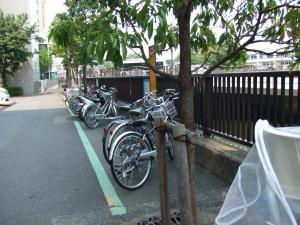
[87,71,300,145]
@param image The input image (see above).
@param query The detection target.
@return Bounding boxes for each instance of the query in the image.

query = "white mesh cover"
[215,120,300,225]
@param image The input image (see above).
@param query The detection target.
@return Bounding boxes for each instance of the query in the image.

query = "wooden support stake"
[172,123,194,225]
[154,118,171,225]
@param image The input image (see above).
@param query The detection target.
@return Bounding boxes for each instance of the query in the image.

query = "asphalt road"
[0,90,228,225]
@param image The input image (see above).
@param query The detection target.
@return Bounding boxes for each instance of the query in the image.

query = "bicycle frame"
[87,98,117,119]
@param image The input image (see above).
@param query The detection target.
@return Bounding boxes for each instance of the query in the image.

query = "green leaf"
[96,33,105,63]
[121,43,127,59]
[148,20,153,39]
[168,31,177,48]
[124,32,128,43]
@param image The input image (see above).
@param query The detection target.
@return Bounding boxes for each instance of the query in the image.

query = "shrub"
[6,86,23,96]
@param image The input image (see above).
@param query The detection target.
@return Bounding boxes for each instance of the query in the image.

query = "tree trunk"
[65,67,70,87]
[83,64,87,94]
[178,5,199,225]
[1,70,7,87]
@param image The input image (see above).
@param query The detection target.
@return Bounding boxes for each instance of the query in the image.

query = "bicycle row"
[63,86,179,190]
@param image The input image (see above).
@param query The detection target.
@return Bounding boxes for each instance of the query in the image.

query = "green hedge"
[6,86,23,96]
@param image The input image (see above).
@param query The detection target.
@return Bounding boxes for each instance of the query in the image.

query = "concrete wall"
[0,0,40,95]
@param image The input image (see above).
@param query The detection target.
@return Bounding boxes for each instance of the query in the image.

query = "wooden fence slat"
[222,77,226,134]
[289,75,294,125]
[281,76,285,126]
[218,77,222,133]
[298,77,300,124]
[247,76,252,142]
[259,76,264,119]
[274,76,278,125]
[232,76,237,137]
[227,76,231,136]
[213,77,218,131]
[236,76,241,140]
[266,76,271,120]
[241,76,246,140]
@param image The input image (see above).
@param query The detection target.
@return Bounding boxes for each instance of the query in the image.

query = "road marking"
[68,109,126,216]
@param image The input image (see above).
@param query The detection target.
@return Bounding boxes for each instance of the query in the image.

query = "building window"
[248,54,257,60]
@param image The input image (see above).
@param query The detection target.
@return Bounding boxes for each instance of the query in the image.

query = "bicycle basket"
[165,100,177,119]
[150,105,167,118]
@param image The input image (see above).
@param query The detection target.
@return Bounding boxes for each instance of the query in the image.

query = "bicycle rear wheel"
[84,105,100,128]
[70,97,82,114]
[102,121,121,163]
[106,123,135,162]
[110,132,152,190]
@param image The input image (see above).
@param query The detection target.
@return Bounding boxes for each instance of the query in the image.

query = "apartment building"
[0,0,40,95]
[247,52,294,71]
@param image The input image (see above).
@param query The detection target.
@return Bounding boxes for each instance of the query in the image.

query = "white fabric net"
[215,120,300,225]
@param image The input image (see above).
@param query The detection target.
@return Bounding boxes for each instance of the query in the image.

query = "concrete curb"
[0,101,16,112]
[196,138,248,183]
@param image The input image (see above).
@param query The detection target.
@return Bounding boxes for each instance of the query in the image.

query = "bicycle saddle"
[129,107,144,115]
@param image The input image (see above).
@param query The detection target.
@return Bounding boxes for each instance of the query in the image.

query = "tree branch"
[191,52,213,73]
[244,47,296,55]
[262,2,300,14]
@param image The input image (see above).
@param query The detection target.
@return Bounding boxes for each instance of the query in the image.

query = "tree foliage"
[64,0,300,76]
[0,10,36,87]
[39,47,53,73]
[49,12,96,90]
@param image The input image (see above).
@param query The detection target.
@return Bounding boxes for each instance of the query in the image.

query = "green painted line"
[68,109,126,216]
[68,108,75,116]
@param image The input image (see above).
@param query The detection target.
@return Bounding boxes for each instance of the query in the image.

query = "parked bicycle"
[83,87,125,128]
[108,90,179,190]
[102,89,177,164]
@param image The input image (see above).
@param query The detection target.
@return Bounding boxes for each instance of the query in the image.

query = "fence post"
[154,118,171,225]
[202,77,213,137]
[172,123,194,225]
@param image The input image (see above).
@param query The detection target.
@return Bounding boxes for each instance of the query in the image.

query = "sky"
[44,0,67,33]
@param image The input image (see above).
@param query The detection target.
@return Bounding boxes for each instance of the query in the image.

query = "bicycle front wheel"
[84,105,100,128]
[110,132,152,190]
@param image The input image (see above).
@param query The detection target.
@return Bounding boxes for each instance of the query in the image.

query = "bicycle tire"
[102,121,121,163]
[107,123,135,162]
[110,132,152,190]
[78,107,84,121]
[70,97,82,114]
[84,105,100,128]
